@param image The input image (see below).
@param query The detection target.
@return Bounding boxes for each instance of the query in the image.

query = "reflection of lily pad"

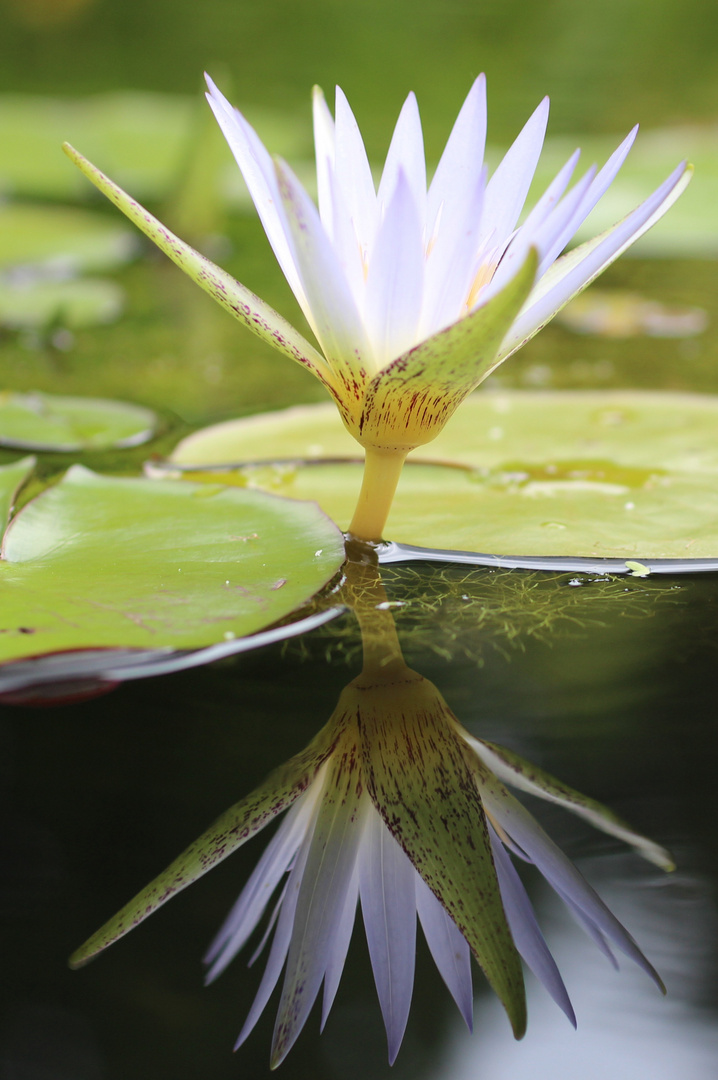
[0,277,124,330]
[0,391,158,451]
[0,465,344,666]
[0,203,135,274]
[167,391,718,558]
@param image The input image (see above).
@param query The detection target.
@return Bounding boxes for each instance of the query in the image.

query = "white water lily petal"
[334,86,378,262]
[377,92,427,228]
[479,772,664,991]
[485,167,596,301]
[426,74,487,239]
[554,884,620,969]
[364,169,425,367]
[421,166,486,336]
[274,157,375,378]
[415,872,473,1030]
[480,97,550,248]
[467,736,674,870]
[499,161,692,360]
[488,824,576,1026]
[204,76,307,310]
[312,85,336,237]
[359,809,417,1064]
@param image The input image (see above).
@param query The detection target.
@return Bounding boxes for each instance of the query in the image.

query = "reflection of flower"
[202,672,669,1066]
[64,79,690,540]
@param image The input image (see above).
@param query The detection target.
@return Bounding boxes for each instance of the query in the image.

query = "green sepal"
[355,249,537,451]
[62,143,336,394]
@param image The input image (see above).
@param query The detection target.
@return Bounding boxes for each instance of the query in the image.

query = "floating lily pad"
[0,203,135,275]
[0,465,344,667]
[166,391,718,558]
[556,289,708,338]
[0,276,124,330]
[0,455,35,529]
[0,92,310,202]
[0,391,159,451]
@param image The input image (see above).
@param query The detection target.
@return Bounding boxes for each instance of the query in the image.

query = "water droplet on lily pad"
[0,390,158,451]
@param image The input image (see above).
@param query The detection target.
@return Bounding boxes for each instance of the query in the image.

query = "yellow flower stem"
[347,446,408,542]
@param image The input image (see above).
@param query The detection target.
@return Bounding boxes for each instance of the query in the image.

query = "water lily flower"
[63,76,690,541]
[69,558,671,1067]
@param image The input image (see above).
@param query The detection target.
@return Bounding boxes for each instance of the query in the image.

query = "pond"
[1,3,718,1079]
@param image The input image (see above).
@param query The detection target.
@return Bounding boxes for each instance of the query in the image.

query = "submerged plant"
[69,555,671,1066]
[64,75,689,540]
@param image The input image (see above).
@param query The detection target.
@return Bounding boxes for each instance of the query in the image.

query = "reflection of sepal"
[466,734,675,871]
[355,672,527,1039]
[69,717,343,969]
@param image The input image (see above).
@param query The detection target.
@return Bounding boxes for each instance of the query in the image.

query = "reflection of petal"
[415,873,473,1030]
[479,770,664,991]
[359,809,417,1064]
[489,823,576,1026]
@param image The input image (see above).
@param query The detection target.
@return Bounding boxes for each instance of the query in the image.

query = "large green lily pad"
[0,466,344,666]
[0,203,135,274]
[0,391,159,451]
[167,391,718,558]
[0,456,35,530]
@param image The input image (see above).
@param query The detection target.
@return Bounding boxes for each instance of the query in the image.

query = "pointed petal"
[466,735,674,870]
[204,792,319,981]
[61,143,336,395]
[312,85,336,236]
[359,675,526,1038]
[334,87,378,259]
[359,811,417,1064]
[205,76,307,308]
[235,821,316,1049]
[364,170,425,367]
[321,869,359,1029]
[498,161,692,361]
[274,156,375,389]
[354,248,537,451]
[421,166,487,336]
[415,872,473,1030]
[427,74,487,237]
[377,92,427,226]
[489,825,576,1026]
[478,768,665,992]
[270,733,368,1067]
[480,97,550,246]
[68,721,341,968]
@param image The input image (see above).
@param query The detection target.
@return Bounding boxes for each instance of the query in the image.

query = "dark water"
[1,1,718,1077]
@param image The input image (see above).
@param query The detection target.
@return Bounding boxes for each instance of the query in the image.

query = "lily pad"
[0,277,124,330]
[0,465,344,667]
[0,455,35,529]
[0,391,159,451]
[0,203,135,275]
[166,391,718,558]
[0,92,310,202]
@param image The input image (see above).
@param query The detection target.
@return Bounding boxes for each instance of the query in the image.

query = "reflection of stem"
[342,541,410,683]
[348,446,407,542]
